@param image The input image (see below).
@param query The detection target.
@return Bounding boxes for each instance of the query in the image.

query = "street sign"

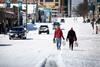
[27,4,37,14]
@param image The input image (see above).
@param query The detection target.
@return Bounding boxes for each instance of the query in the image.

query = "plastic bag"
[74,41,78,47]
[62,40,66,46]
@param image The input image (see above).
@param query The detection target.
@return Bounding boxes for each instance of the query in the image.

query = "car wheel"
[20,36,23,39]
[47,31,49,34]
[39,32,41,34]
[9,37,12,40]
[23,37,26,39]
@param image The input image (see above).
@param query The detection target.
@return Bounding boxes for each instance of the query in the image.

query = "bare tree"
[73,3,84,16]
[73,0,88,22]
[83,0,88,22]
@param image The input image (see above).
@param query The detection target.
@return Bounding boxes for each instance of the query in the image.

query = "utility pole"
[18,0,22,26]
[89,1,95,19]
[68,0,72,17]
[26,0,27,29]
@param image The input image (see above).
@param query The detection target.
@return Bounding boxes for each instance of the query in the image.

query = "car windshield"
[40,25,48,28]
[11,28,24,31]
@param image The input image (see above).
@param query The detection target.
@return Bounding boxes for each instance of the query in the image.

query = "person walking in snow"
[66,27,77,51]
[91,18,95,30]
[53,25,65,50]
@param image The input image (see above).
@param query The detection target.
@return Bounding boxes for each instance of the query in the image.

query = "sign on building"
[27,4,37,14]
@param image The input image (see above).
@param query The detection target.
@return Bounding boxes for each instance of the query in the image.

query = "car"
[9,27,27,39]
[38,25,49,34]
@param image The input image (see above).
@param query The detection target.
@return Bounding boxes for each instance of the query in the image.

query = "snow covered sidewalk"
[0,17,100,67]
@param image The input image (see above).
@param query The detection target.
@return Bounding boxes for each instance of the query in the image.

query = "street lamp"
[68,0,72,17]
[26,0,28,29]
[18,0,22,26]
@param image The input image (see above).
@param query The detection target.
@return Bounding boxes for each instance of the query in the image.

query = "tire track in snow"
[40,52,66,67]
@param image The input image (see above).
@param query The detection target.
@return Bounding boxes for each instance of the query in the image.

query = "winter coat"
[54,27,64,39]
[67,29,77,42]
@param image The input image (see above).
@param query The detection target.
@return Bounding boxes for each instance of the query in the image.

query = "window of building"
[99,7,100,12]
[55,3,59,6]
[45,0,53,2]
[12,0,17,3]
[55,0,58,2]
[40,3,43,5]
[40,0,43,2]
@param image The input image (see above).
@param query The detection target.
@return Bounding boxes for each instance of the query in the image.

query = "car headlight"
[9,30,12,32]
[9,33,13,35]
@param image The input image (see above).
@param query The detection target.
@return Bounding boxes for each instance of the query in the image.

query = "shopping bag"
[74,41,78,47]
[62,40,66,46]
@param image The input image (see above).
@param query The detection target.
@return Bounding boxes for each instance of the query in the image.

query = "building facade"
[0,0,35,3]
[0,0,68,17]
[37,0,68,17]
[37,0,62,17]
[95,0,100,17]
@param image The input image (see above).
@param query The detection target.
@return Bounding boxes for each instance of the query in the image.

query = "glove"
[53,38,55,43]
[63,37,65,40]
[66,38,68,41]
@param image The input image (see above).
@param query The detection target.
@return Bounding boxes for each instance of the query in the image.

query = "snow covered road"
[0,17,100,67]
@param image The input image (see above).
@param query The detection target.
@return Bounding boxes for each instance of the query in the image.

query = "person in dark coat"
[91,18,95,30]
[66,27,77,51]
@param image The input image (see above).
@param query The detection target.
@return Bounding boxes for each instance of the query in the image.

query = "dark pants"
[69,40,74,50]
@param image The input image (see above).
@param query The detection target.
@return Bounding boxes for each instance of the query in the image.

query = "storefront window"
[40,0,43,2]
[55,3,59,6]
[55,0,58,2]
[45,0,53,2]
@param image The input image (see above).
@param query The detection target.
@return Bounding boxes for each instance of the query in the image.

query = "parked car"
[9,27,27,39]
[38,25,49,34]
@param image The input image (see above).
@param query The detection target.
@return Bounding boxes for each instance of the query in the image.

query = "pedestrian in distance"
[96,24,98,34]
[91,21,94,30]
[66,27,77,51]
[53,25,65,50]
[91,18,95,30]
